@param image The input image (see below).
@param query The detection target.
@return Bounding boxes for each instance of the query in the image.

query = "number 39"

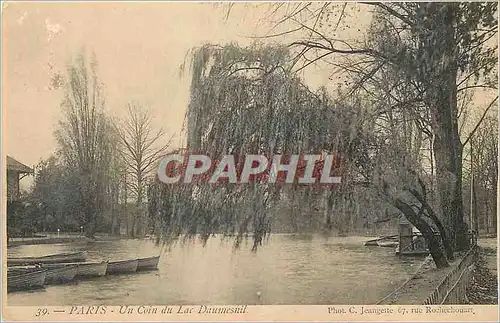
[35,308,49,317]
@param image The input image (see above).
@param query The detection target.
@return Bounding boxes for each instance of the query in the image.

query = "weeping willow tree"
[149,43,374,250]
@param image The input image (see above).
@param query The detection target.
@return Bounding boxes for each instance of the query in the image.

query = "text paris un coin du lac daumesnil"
[67,305,248,315]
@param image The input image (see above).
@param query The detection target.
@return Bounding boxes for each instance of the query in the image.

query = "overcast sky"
[3,2,283,167]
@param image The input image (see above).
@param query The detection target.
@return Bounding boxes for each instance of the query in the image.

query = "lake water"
[7,235,421,305]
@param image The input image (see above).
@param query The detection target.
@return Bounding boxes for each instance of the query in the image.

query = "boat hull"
[137,256,160,270]
[7,252,86,265]
[378,241,399,248]
[107,259,138,275]
[7,270,46,292]
[77,262,108,277]
[43,261,108,277]
[44,265,78,284]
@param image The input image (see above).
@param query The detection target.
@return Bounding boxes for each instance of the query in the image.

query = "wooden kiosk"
[396,220,430,256]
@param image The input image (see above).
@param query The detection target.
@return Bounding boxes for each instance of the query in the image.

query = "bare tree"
[103,127,127,235]
[55,52,114,238]
[115,103,172,237]
[464,115,498,236]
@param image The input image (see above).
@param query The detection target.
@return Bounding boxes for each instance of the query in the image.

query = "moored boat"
[364,234,398,247]
[7,251,86,266]
[8,265,41,273]
[43,265,79,284]
[7,270,46,292]
[77,261,108,277]
[377,241,399,248]
[107,259,138,275]
[137,256,160,270]
[43,261,108,277]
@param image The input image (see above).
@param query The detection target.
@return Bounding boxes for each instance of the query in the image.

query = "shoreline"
[7,236,91,247]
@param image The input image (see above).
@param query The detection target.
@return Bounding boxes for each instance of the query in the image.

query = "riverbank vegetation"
[8,54,172,239]
[8,3,497,270]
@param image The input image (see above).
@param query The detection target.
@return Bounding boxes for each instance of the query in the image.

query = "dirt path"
[377,239,497,305]
[477,238,497,272]
[467,238,498,304]
[378,255,459,305]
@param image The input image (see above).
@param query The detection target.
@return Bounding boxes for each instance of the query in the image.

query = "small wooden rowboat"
[44,265,79,284]
[77,261,108,277]
[7,270,46,292]
[43,261,108,277]
[9,265,78,284]
[364,235,398,247]
[137,256,160,270]
[377,241,399,248]
[106,259,138,275]
[8,265,41,272]
[7,251,86,266]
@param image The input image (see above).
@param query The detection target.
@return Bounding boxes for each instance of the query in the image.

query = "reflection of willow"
[148,44,372,250]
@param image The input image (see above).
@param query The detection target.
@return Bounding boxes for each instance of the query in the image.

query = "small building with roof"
[6,155,33,202]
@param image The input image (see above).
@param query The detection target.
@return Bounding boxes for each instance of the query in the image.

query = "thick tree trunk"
[431,75,468,251]
[394,198,449,268]
[422,208,454,260]
[421,3,469,251]
[408,188,454,260]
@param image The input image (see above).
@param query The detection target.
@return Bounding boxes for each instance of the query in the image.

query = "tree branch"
[462,95,498,148]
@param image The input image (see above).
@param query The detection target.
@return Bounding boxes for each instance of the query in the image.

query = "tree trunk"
[472,175,479,235]
[432,107,468,251]
[484,189,490,234]
[422,209,454,260]
[84,193,96,238]
[493,189,498,235]
[394,198,449,268]
[422,3,468,251]
[130,215,136,237]
[110,197,116,235]
[408,188,454,260]
[116,213,121,236]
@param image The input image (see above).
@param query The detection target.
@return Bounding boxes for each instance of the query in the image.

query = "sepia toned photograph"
[2,1,498,320]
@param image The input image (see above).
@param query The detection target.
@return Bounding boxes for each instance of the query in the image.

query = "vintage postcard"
[1,1,499,322]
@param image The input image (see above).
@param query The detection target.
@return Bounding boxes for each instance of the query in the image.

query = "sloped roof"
[6,156,33,173]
